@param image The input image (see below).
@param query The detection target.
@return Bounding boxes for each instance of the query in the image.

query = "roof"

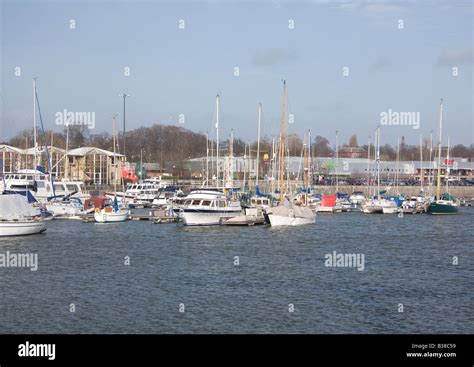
[67,147,123,157]
[0,144,25,154]
[24,146,66,155]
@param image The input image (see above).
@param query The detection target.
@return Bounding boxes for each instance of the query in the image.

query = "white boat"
[94,208,128,222]
[152,187,184,207]
[361,199,384,214]
[46,195,88,218]
[381,199,399,214]
[0,194,46,236]
[267,203,315,226]
[179,189,242,226]
[107,182,160,204]
[349,191,365,205]
[0,170,90,203]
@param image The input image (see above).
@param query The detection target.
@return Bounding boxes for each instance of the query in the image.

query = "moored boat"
[179,189,242,226]
[0,194,46,236]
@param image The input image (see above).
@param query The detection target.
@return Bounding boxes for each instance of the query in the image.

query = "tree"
[313,135,333,157]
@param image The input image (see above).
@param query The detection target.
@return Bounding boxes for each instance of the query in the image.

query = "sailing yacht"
[267,83,316,227]
[428,99,459,215]
[94,116,129,223]
[46,193,88,218]
[361,126,384,214]
[0,193,46,236]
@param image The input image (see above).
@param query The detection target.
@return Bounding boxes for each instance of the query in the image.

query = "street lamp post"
[119,93,130,159]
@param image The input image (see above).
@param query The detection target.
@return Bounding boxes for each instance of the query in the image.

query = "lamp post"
[119,93,130,159]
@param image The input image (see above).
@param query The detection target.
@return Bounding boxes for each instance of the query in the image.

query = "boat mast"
[367,135,371,197]
[376,126,380,200]
[436,99,443,200]
[205,132,209,186]
[33,77,38,178]
[396,137,400,195]
[228,129,234,188]
[335,129,339,195]
[216,94,220,189]
[242,145,247,191]
[429,130,433,196]
[303,132,309,205]
[446,136,450,194]
[279,80,287,202]
[419,133,423,193]
[308,129,311,194]
[112,115,117,194]
[271,137,275,197]
[256,102,261,188]
[65,123,69,179]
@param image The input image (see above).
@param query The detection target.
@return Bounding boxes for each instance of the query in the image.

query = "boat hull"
[268,214,315,226]
[181,209,241,226]
[94,210,128,222]
[0,221,47,236]
[46,204,85,217]
[428,202,459,215]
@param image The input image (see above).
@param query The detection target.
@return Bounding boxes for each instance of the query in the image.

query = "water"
[0,208,473,334]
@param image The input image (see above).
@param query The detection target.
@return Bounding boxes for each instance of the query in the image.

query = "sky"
[1,0,473,147]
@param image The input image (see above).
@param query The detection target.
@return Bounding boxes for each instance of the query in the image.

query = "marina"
[0,1,472,354]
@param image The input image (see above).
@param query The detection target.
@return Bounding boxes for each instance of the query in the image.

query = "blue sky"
[1,0,473,147]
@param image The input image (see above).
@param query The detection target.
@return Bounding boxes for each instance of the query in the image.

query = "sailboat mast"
[112,115,117,194]
[376,126,381,200]
[279,80,287,201]
[396,137,400,194]
[33,78,38,178]
[446,136,450,193]
[304,132,309,205]
[436,99,443,200]
[206,132,209,186]
[229,129,234,188]
[335,129,339,194]
[367,136,371,197]
[271,137,275,197]
[65,124,69,179]
[216,94,220,188]
[308,129,311,193]
[420,133,423,192]
[256,103,261,187]
[429,130,433,196]
[242,145,247,190]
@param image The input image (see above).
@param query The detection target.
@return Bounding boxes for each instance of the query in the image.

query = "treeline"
[4,126,474,166]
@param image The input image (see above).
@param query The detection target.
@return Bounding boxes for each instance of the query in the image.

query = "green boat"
[428,193,459,215]
[428,99,459,215]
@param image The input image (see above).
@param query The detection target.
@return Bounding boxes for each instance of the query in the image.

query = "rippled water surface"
[0,208,473,333]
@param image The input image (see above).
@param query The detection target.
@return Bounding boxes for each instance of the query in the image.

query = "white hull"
[362,206,383,214]
[382,206,399,214]
[268,214,315,226]
[267,205,316,227]
[0,221,46,236]
[181,210,241,226]
[46,203,85,217]
[94,210,128,223]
